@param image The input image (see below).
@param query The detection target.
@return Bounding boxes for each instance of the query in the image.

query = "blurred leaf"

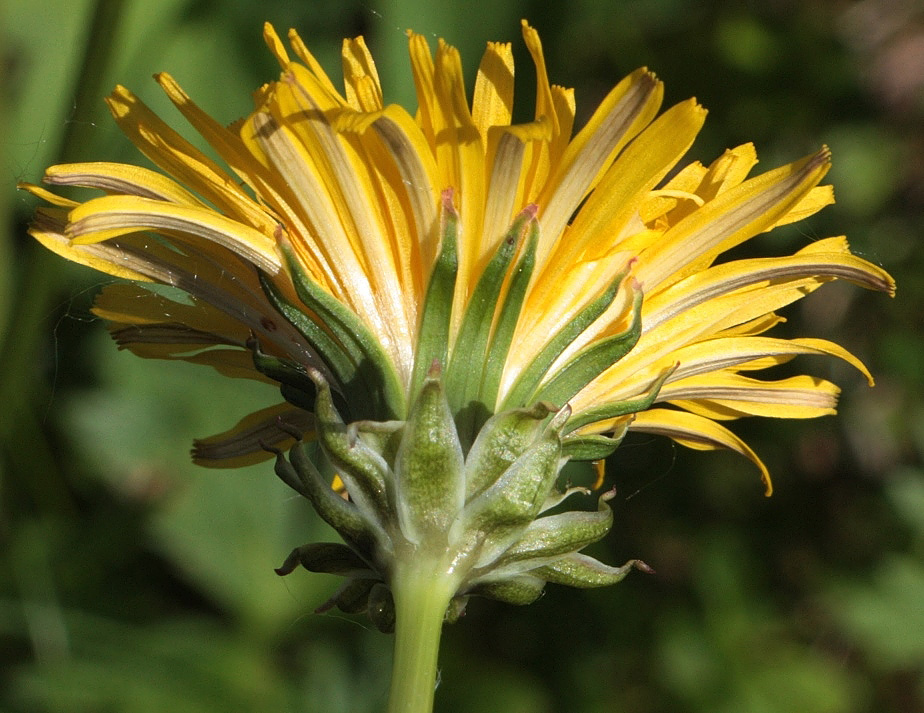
[657,533,862,713]
[732,649,864,713]
[714,16,780,74]
[658,613,722,700]
[62,330,274,483]
[3,0,96,179]
[3,611,293,713]
[439,656,552,713]
[825,471,924,672]
[826,125,903,218]
[290,636,394,713]
[827,553,924,670]
[886,468,924,538]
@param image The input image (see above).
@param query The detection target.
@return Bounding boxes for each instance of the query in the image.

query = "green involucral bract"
[499,260,637,413]
[443,204,539,447]
[263,242,407,422]
[274,364,650,632]
[409,190,459,405]
[394,367,466,546]
[262,207,658,631]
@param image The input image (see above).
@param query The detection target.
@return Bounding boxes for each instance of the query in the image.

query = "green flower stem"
[387,556,459,713]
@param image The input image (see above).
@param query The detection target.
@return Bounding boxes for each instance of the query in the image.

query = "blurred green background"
[2,0,922,711]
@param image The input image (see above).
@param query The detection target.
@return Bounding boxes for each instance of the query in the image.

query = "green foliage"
[3,0,921,711]
[825,471,924,678]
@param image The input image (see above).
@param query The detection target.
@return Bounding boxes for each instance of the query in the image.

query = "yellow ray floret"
[22,21,894,490]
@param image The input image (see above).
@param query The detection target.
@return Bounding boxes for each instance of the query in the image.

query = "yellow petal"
[18,181,80,209]
[480,119,552,250]
[541,97,707,281]
[342,36,384,112]
[93,282,251,338]
[192,402,315,468]
[262,22,291,67]
[550,85,576,159]
[336,107,432,314]
[636,148,831,290]
[472,41,514,138]
[124,343,269,381]
[582,275,829,406]
[580,334,874,414]
[367,105,440,271]
[245,105,412,375]
[44,162,205,205]
[408,35,489,330]
[106,85,278,236]
[285,26,343,99]
[67,195,281,274]
[630,408,772,495]
[536,68,663,265]
[155,73,288,204]
[771,184,835,228]
[644,237,896,330]
[27,208,155,282]
[697,143,759,200]
[273,66,411,313]
[520,21,559,138]
[660,372,840,419]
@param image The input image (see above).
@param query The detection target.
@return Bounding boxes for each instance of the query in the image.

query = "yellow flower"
[22,21,894,495]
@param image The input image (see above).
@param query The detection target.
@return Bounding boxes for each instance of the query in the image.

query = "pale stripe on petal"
[576,334,874,414]
[67,195,281,274]
[274,65,413,372]
[44,162,205,205]
[105,86,278,235]
[659,372,840,419]
[644,237,896,330]
[29,209,156,282]
[481,120,551,251]
[529,98,706,313]
[369,107,440,269]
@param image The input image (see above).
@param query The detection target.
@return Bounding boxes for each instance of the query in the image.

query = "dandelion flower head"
[22,21,895,496]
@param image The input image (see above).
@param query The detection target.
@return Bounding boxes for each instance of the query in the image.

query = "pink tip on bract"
[600,487,618,502]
